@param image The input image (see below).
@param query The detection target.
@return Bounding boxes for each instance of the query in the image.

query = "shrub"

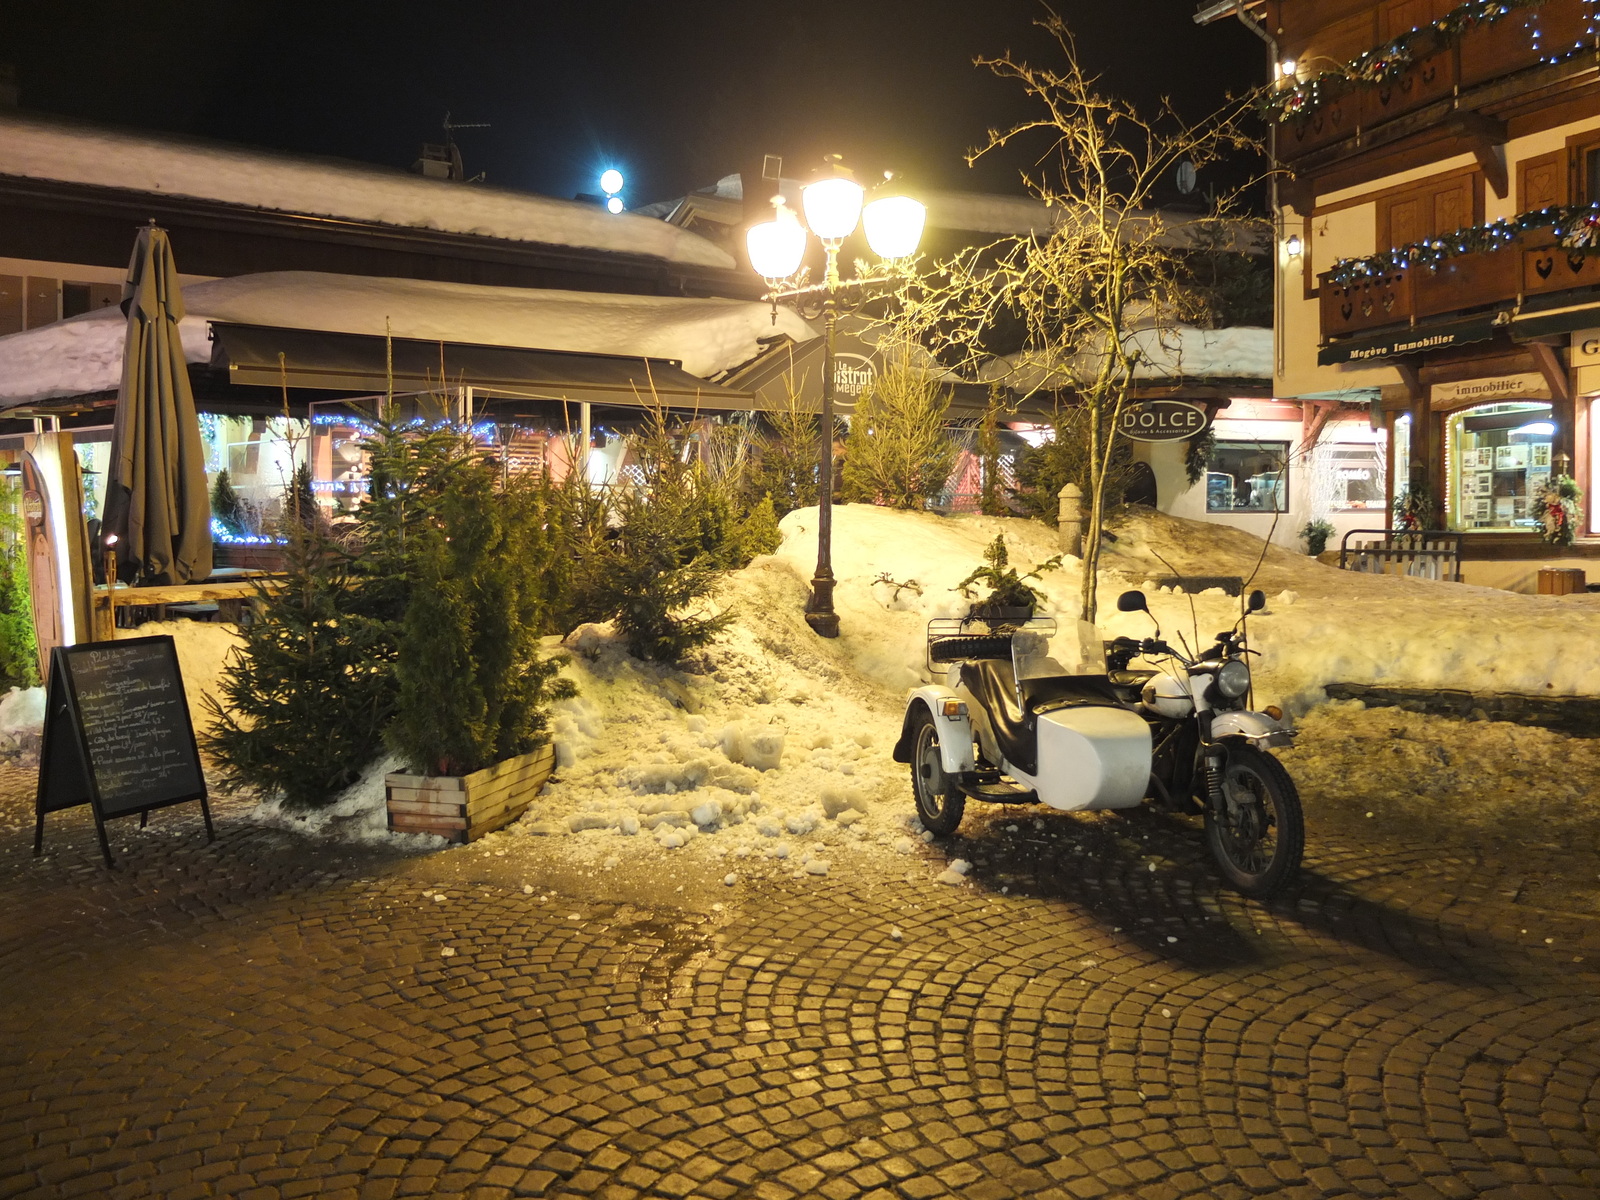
[957,533,1061,615]
[840,357,958,510]
[387,466,575,777]
[210,469,246,535]
[588,406,733,662]
[203,527,393,809]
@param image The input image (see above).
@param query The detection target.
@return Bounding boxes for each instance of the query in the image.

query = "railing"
[1280,2,1594,161]
[1319,234,1600,342]
[1338,529,1463,582]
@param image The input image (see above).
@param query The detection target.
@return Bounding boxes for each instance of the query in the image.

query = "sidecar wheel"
[910,709,966,836]
[1204,742,1303,899]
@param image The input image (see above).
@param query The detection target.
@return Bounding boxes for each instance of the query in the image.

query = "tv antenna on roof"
[415,112,490,183]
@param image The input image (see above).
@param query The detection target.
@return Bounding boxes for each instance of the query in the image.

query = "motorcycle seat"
[960,660,1125,775]
[1108,668,1156,687]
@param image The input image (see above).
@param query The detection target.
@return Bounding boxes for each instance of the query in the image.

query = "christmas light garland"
[1262,0,1587,124]
[1326,201,1600,286]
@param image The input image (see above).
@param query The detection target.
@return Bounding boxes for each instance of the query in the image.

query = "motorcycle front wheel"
[1204,741,1304,899]
[910,709,966,836]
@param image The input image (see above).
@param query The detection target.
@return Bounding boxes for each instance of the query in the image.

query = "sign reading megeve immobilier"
[1117,400,1209,442]
[34,635,213,867]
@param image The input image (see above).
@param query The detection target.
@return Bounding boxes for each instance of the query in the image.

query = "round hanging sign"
[1117,400,1209,443]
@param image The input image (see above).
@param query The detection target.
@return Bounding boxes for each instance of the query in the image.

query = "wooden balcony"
[1280,2,1597,164]
[1320,235,1600,344]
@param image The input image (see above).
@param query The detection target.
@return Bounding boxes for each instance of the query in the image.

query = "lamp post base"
[805,575,840,638]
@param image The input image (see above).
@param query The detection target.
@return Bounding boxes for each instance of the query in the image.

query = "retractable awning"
[209,322,757,410]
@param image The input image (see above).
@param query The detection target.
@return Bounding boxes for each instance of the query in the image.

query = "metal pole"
[580,402,592,481]
[805,240,842,638]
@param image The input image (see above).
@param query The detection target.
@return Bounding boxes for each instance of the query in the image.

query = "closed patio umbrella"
[101,223,212,586]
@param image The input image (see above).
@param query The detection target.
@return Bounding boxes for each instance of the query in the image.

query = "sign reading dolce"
[1117,400,1209,442]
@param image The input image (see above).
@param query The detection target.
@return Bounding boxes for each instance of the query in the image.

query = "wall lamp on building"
[1284,233,1303,258]
[745,156,926,637]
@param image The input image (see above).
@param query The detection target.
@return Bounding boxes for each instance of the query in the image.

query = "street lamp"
[746,157,926,637]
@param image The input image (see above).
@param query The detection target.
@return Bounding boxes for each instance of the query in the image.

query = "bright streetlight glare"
[802,176,865,241]
[746,207,807,278]
[606,196,625,214]
[600,169,624,195]
[862,195,926,259]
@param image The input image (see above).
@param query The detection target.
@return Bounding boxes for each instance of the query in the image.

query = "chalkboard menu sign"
[34,635,213,866]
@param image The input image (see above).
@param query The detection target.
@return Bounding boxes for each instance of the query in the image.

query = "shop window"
[1207,441,1289,513]
[1312,435,1386,513]
[1445,401,1552,531]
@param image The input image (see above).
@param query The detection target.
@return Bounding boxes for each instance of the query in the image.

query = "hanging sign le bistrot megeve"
[1117,399,1209,443]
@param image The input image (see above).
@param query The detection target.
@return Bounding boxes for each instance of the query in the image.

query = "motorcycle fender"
[1032,706,1151,811]
[892,687,976,774]
[1211,710,1295,749]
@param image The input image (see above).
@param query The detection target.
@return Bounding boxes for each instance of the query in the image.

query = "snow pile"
[0,271,816,405]
[248,752,443,850]
[0,620,241,761]
[487,503,1600,879]
[0,111,731,268]
[0,686,45,761]
[125,619,245,738]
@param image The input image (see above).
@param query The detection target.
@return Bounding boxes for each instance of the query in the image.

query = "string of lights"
[1261,0,1582,124]
[1326,200,1600,285]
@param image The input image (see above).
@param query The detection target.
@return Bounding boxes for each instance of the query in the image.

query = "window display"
[1445,401,1552,531]
[1206,441,1289,513]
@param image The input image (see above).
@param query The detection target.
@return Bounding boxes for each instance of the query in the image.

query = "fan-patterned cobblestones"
[1,762,1596,1200]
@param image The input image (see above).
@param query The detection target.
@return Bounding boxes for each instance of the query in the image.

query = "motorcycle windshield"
[1012,618,1108,680]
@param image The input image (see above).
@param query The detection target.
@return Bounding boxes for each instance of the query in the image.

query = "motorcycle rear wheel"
[910,709,966,836]
[1204,741,1303,899]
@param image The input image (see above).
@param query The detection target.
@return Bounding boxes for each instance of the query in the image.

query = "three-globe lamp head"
[747,159,925,281]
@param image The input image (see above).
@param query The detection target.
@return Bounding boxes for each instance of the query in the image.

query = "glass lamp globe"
[600,169,624,195]
[747,209,808,279]
[802,176,865,241]
[863,195,927,259]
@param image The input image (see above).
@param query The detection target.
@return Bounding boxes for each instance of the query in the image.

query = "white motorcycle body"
[902,682,1151,811]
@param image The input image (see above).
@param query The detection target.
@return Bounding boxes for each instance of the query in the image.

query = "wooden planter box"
[385,742,556,843]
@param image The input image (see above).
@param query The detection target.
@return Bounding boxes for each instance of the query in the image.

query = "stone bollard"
[1058,482,1083,557]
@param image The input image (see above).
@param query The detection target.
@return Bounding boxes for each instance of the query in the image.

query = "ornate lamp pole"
[746,158,926,637]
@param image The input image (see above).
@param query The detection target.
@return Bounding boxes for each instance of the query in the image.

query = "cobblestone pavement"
[2,760,1598,1200]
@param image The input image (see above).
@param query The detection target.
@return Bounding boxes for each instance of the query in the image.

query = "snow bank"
[0,111,732,269]
[484,504,1600,879]
[248,752,444,850]
[0,271,817,405]
[0,686,45,761]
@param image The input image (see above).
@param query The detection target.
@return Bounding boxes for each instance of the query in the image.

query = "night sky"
[3,1,1264,208]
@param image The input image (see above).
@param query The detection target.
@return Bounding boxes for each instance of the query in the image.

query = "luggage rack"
[926,615,1057,674]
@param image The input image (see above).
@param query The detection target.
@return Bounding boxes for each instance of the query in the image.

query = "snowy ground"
[13,506,1598,884]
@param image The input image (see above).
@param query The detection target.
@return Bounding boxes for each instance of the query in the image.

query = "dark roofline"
[0,173,764,301]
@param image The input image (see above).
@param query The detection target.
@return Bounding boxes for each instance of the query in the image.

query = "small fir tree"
[840,351,958,510]
[210,468,246,535]
[957,533,1062,616]
[280,462,318,532]
[977,388,1010,516]
[203,526,394,809]
[745,394,819,518]
[590,406,734,662]
[388,465,574,776]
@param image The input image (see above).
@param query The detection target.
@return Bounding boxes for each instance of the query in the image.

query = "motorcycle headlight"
[1217,659,1251,699]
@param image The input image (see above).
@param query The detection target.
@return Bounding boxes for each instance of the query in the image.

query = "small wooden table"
[91,578,280,639]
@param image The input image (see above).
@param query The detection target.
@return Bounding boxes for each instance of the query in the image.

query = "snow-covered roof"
[978,325,1273,392]
[0,111,735,270]
[0,271,818,406]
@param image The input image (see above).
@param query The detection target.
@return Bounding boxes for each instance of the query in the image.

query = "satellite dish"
[1176,161,1197,195]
